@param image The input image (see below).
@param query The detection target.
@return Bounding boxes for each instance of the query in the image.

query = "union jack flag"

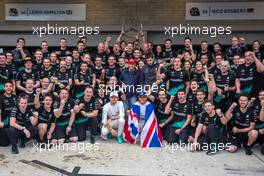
[124,101,163,148]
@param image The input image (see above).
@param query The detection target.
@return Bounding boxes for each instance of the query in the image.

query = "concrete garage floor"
[0,138,264,176]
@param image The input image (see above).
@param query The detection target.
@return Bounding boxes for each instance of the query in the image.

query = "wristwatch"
[21,127,26,131]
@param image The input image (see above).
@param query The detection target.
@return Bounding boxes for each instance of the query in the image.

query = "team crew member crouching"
[192,100,227,155]
[34,90,56,146]
[74,87,99,144]
[8,95,38,154]
[226,95,258,155]
[252,90,264,154]
[165,90,192,144]
[0,81,17,146]
[188,90,206,143]
[101,91,125,144]
[51,88,78,144]
[148,89,172,140]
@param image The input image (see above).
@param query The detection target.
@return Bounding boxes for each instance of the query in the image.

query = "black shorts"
[229,132,249,147]
[257,130,264,145]
[189,126,196,137]
[165,125,190,144]
[51,126,67,140]
[68,123,87,141]
[0,127,10,146]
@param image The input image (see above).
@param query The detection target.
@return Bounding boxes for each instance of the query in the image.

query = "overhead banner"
[5,4,86,21]
[186,2,264,20]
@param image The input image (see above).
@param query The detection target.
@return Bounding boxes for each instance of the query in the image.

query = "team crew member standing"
[8,96,38,154]
[236,51,264,96]
[53,60,73,93]
[252,40,264,97]
[190,61,207,92]
[0,54,12,93]
[5,51,18,89]
[140,54,159,88]
[104,55,121,83]
[196,40,214,65]
[74,62,95,99]
[159,58,190,96]
[0,81,17,146]
[74,87,99,144]
[120,59,141,112]
[225,36,243,64]
[22,79,37,110]
[16,57,40,93]
[160,39,177,63]
[40,58,54,80]
[214,61,236,112]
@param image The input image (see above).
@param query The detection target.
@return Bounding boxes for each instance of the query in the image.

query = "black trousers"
[0,127,10,146]
[8,126,38,147]
[166,125,190,144]
[158,123,169,141]
[51,126,67,140]
[69,118,98,141]
[189,126,196,137]
[257,132,264,145]
[206,124,226,146]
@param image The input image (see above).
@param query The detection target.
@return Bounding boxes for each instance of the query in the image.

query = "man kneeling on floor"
[101,91,125,144]
[9,95,38,154]
[124,91,162,147]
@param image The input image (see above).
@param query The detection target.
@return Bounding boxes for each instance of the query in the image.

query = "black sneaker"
[11,146,19,154]
[90,135,96,144]
[97,127,101,135]
[19,140,25,148]
[40,142,46,149]
[245,145,252,155]
[206,149,219,156]
[261,146,264,155]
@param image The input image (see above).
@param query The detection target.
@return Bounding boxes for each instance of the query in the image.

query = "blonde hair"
[220,60,230,70]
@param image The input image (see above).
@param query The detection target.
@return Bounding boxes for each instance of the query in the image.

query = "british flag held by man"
[124,101,163,148]
[123,110,139,144]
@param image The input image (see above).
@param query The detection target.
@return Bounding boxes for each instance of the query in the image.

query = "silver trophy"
[121,18,143,42]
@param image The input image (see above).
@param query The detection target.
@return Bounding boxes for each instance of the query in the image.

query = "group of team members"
[0,35,264,156]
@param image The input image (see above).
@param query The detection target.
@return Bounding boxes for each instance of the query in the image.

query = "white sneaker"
[101,134,107,140]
